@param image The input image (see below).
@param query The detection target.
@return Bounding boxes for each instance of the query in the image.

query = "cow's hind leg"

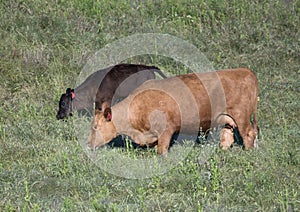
[235,121,257,150]
[218,113,256,150]
[252,112,259,148]
[216,114,236,150]
[220,125,234,150]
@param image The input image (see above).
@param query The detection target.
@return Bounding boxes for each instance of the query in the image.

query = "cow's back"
[95,64,160,109]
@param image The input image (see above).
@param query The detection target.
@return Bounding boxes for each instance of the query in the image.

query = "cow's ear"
[104,108,112,121]
[94,108,101,115]
[71,89,75,99]
[101,102,109,111]
[66,88,75,99]
[66,88,71,94]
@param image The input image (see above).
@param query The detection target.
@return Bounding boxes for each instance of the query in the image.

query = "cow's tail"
[252,98,259,137]
[252,79,259,147]
[152,67,167,79]
[252,77,259,137]
[216,113,244,147]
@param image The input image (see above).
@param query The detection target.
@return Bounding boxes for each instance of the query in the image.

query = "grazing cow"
[56,64,166,120]
[88,68,259,156]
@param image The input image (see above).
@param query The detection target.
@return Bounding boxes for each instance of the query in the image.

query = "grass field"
[0,0,299,211]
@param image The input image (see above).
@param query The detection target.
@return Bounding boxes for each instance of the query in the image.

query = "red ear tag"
[71,92,75,99]
[107,112,112,121]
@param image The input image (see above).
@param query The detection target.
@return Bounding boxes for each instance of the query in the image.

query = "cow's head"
[87,105,117,150]
[56,88,75,120]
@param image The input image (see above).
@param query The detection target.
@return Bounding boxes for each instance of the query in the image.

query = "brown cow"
[88,68,259,156]
[56,64,166,119]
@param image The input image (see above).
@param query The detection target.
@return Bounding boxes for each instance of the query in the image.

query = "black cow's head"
[56,88,75,120]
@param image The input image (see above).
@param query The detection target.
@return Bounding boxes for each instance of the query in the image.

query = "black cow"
[56,64,166,120]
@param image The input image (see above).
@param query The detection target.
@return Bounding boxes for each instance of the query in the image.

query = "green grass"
[1,0,299,211]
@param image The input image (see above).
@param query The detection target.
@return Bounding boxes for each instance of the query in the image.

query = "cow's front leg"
[157,129,174,157]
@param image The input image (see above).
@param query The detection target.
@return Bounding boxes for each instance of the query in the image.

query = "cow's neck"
[72,68,111,110]
[111,97,139,136]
